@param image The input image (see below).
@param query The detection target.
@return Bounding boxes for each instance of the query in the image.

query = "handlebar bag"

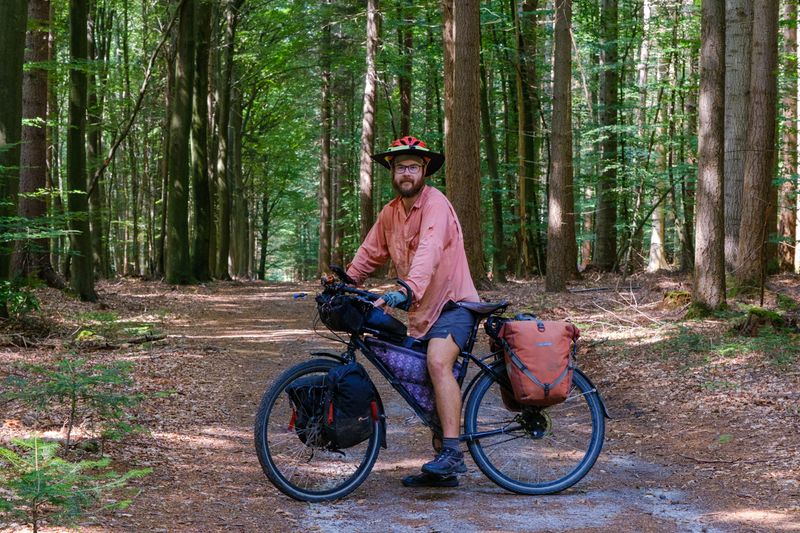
[316,294,366,334]
[492,315,579,407]
[322,362,377,450]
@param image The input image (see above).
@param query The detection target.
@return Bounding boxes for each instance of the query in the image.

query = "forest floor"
[1,272,799,532]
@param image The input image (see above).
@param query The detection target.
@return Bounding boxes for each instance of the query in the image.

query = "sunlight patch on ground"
[177,329,316,341]
[711,509,800,531]
[153,428,247,450]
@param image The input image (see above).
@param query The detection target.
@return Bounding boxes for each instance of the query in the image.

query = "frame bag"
[492,315,579,408]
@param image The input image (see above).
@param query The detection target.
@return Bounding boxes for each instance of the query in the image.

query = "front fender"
[574,368,612,420]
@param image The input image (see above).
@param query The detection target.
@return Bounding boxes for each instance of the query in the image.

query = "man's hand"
[374,290,408,309]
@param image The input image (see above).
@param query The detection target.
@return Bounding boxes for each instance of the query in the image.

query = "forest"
[1,1,800,530]
[0,0,796,312]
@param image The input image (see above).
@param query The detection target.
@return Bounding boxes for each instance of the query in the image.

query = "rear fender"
[573,368,612,419]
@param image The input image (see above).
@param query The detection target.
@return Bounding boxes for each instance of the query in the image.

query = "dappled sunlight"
[711,508,800,531]
[178,329,317,341]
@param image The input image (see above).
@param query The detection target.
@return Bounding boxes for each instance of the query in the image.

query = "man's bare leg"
[427,335,461,439]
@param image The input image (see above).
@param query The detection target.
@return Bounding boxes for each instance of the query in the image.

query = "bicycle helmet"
[372,136,445,177]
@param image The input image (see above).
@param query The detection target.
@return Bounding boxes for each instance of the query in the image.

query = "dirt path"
[6,278,796,532]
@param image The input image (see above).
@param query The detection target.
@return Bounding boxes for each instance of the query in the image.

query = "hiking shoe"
[421,448,467,476]
[401,472,459,488]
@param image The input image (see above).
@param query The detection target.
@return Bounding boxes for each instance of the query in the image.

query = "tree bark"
[735,0,778,287]
[693,0,726,309]
[67,0,97,301]
[593,0,619,271]
[779,1,797,271]
[545,0,576,292]
[723,0,752,271]
[399,0,413,136]
[17,0,64,289]
[442,0,454,192]
[358,0,379,241]
[166,0,195,284]
[446,0,486,284]
[318,3,332,277]
[0,0,28,313]
[191,0,212,281]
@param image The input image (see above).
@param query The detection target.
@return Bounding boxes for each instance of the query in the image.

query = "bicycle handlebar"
[327,264,413,310]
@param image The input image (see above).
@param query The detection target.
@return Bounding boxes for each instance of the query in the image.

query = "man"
[346,136,480,488]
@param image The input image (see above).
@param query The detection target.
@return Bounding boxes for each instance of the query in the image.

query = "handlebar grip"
[395,279,413,312]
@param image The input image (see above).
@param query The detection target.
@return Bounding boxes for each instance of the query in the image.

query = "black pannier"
[322,362,377,449]
[285,375,329,447]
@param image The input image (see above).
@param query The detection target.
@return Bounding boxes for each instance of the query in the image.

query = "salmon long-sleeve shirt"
[346,185,479,338]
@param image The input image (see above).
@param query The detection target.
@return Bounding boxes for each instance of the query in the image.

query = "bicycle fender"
[309,352,388,448]
[573,368,612,419]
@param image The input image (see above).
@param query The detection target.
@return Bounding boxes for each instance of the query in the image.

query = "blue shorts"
[421,302,476,352]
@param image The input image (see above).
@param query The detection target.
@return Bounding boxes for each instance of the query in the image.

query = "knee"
[427,355,452,380]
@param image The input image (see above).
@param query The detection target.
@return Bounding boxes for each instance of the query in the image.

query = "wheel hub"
[518,408,551,439]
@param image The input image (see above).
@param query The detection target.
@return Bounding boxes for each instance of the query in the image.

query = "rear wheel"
[254,358,382,502]
[464,362,604,494]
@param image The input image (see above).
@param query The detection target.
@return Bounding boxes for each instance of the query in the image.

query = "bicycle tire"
[254,358,382,502]
[464,361,604,495]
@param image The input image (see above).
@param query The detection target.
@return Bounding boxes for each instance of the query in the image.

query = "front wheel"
[464,362,605,495]
[254,358,382,502]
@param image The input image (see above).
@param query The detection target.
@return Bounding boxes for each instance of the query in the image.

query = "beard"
[392,176,425,198]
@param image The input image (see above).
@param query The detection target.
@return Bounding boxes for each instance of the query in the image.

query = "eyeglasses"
[394,164,424,174]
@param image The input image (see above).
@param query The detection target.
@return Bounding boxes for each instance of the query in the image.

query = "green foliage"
[776,294,799,312]
[2,357,144,446]
[0,437,150,531]
[0,279,41,318]
[73,310,161,342]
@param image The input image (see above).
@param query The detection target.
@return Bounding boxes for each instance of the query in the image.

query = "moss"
[776,294,799,312]
[684,302,713,319]
[663,290,692,308]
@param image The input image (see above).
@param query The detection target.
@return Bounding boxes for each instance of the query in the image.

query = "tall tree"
[735,0,778,287]
[358,0,379,241]
[0,0,28,316]
[66,0,97,301]
[779,1,797,271]
[17,0,63,288]
[546,0,576,291]
[191,0,212,281]
[317,2,332,276]
[214,0,241,279]
[723,0,752,271]
[445,0,486,283]
[480,58,506,282]
[166,0,196,284]
[398,0,413,136]
[693,0,726,309]
[593,0,619,271]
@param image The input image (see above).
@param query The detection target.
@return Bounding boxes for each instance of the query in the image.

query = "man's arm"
[346,209,391,285]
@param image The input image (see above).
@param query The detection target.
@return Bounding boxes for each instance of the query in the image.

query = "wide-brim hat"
[371,137,445,177]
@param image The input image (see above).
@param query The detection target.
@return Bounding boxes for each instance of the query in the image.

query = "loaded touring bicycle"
[254,266,609,502]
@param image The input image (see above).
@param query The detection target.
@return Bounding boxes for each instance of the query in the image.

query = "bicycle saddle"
[457,300,508,317]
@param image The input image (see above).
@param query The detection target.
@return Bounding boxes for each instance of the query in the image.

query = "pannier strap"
[500,338,573,397]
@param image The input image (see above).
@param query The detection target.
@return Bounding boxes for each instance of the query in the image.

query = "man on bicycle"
[346,136,480,488]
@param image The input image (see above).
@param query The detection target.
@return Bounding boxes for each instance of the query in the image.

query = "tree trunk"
[593,0,618,271]
[735,0,778,287]
[17,0,64,289]
[67,0,97,301]
[512,0,530,276]
[317,5,332,277]
[166,0,195,284]
[480,59,506,282]
[442,0,454,192]
[399,0,412,136]
[215,0,240,279]
[358,0,379,241]
[723,0,752,271]
[191,0,212,281]
[693,0,726,309]
[545,0,575,292]
[779,1,797,272]
[446,0,486,284]
[0,0,28,314]
[230,87,248,278]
